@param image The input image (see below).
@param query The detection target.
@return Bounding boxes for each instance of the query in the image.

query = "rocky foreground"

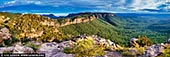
[0,34,123,57]
[0,27,169,57]
[0,35,169,57]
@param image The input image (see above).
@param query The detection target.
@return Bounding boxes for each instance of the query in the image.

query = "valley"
[0,12,170,57]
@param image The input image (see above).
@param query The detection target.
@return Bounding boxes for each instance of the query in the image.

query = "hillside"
[57,12,170,46]
[0,12,169,46]
[0,12,170,57]
[57,12,125,44]
[0,12,69,43]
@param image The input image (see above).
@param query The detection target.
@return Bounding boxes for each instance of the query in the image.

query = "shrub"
[136,36,152,47]
[64,47,73,54]
[157,45,170,57]
[63,37,105,57]
[25,42,39,51]
[122,51,136,57]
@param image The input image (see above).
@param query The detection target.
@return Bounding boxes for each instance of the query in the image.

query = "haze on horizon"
[0,0,170,15]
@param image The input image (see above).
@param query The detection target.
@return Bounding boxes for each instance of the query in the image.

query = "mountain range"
[0,12,170,46]
[0,12,170,57]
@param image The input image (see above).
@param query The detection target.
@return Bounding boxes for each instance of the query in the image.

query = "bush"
[63,37,105,57]
[122,51,136,57]
[136,36,152,47]
[64,47,73,54]
[25,42,39,51]
[157,45,170,57]
[3,36,19,46]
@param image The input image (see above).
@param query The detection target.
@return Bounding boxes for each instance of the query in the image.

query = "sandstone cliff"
[58,12,115,27]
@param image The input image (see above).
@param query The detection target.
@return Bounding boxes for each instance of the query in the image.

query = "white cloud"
[129,0,170,10]
[3,0,41,6]
[1,0,170,13]
[4,1,16,4]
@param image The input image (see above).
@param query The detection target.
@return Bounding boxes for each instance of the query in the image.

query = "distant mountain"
[115,13,170,18]
[41,14,58,19]
[67,12,115,17]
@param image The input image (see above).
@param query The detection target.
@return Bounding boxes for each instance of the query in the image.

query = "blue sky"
[0,0,170,14]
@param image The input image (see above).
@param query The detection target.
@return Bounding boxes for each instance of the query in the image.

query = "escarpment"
[57,12,115,27]
[0,12,116,42]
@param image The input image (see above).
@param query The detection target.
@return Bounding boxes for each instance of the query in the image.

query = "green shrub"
[64,47,73,54]
[63,37,104,57]
[122,51,136,57]
[136,36,152,47]
[157,45,170,57]
[25,42,39,51]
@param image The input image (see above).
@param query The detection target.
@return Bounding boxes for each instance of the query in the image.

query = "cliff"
[58,12,115,27]
[67,12,115,18]
[0,12,116,42]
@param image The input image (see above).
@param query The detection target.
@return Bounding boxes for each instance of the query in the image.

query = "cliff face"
[59,12,115,27]
[60,15,96,26]
[89,13,115,18]
[67,12,115,18]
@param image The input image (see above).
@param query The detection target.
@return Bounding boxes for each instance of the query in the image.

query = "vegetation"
[64,37,105,57]
[122,51,136,57]
[136,36,152,47]
[59,19,122,44]
[0,13,69,43]
[158,45,170,57]
[117,47,145,57]
[0,12,169,47]
[59,15,170,46]
[25,42,39,51]
[0,12,170,57]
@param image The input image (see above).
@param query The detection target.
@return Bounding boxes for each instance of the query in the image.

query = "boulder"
[51,52,74,57]
[37,42,59,57]
[165,38,170,44]
[143,44,164,57]
[37,42,75,57]
[0,44,34,53]
[104,51,122,57]
[0,27,11,40]
[13,44,34,53]
[130,38,139,48]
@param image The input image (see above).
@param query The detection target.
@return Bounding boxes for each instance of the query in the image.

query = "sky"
[0,0,170,15]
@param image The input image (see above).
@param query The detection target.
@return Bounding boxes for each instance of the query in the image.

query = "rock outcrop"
[0,27,11,46]
[143,44,164,57]
[104,51,122,57]
[36,35,121,57]
[0,27,11,40]
[130,38,139,48]
[0,43,34,53]
[67,12,115,18]
[37,42,74,57]
[142,39,170,57]
[165,38,170,44]
[60,14,97,26]
[59,12,115,27]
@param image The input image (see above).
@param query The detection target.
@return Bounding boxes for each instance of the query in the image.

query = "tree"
[136,36,152,47]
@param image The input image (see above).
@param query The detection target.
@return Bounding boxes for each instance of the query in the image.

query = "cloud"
[0,0,170,13]
[157,2,170,11]
[129,0,170,10]
[1,0,41,8]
